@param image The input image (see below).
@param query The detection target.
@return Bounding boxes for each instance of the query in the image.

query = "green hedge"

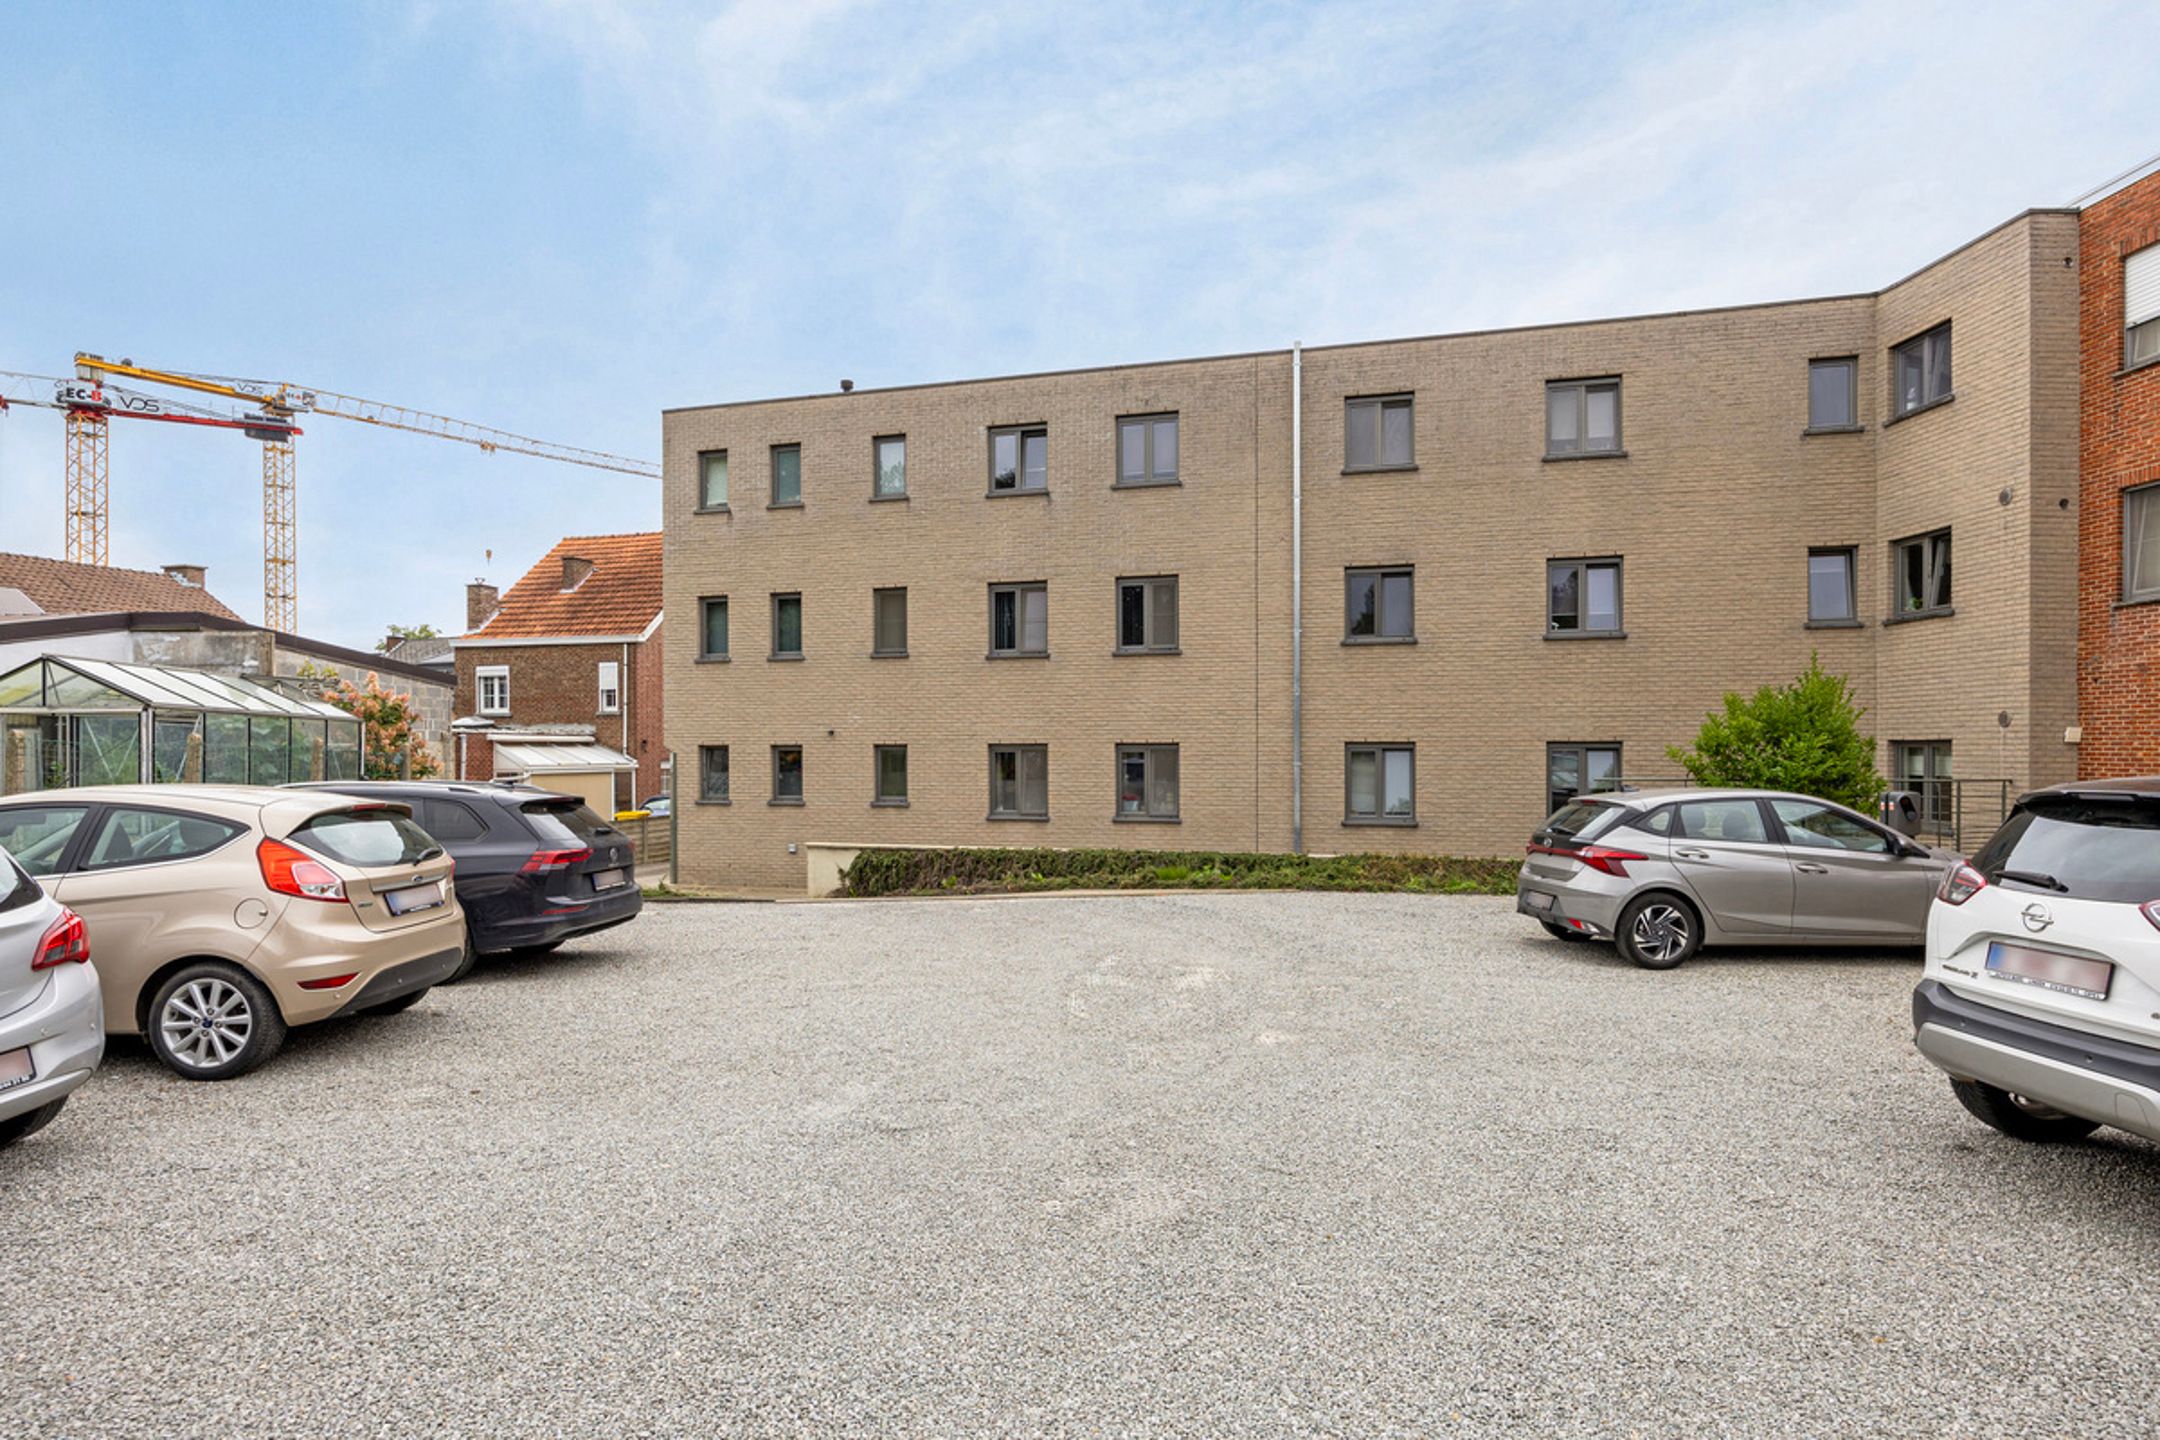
[839,846,1518,898]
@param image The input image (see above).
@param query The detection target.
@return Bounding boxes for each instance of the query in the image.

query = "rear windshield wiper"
[1990,868,2066,892]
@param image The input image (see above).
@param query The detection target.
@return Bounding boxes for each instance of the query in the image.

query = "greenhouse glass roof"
[0,655,353,720]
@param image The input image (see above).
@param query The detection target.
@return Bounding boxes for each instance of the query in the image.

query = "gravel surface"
[4,893,2156,1437]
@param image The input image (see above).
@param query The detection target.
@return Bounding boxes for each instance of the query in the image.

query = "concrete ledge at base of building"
[808,841,1519,900]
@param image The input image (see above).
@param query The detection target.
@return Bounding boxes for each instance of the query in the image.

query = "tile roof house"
[0,553,243,621]
[452,533,666,814]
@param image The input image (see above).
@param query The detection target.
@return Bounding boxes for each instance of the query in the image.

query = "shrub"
[1665,654,1882,811]
[838,846,1517,898]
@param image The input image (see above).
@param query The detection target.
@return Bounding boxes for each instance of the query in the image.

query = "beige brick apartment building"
[664,207,2080,890]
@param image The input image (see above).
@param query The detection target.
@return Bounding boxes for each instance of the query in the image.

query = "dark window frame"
[1344,565,1415,643]
[872,587,908,657]
[698,595,729,661]
[769,443,803,507]
[872,744,908,807]
[2125,483,2160,604]
[770,744,804,806]
[1888,322,1953,420]
[1890,529,1953,620]
[1344,742,1416,826]
[1546,557,1625,637]
[697,449,730,511]
[1806,357,1860,433]
[1115,743,1180,822]
[1115,413,1181,488]
[1892,740,1953,830]
[698,744,730,804]
[872,435,907,500]
[1806,547,1859,626]
[1343,393,1415,473]
[987,424,1050,495]
[988,581,1049,658]
[1546,742,1622,817]
[987,743,1050,820]
[1114,575,1179,654]
[1545,377,1624,458]
[770,591,804,659]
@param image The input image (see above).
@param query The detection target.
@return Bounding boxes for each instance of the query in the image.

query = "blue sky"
[1,0,2155,649]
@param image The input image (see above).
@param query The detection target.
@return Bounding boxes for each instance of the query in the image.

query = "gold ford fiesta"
[0,785,463,1080]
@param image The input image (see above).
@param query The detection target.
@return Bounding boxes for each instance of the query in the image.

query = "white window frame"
[597,660,620,715]
[476,665,509,717]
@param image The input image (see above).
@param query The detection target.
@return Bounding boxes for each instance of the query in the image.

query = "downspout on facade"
[1290,341,1304,855]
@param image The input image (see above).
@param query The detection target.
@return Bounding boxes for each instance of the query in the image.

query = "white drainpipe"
[1290,341,1304,855]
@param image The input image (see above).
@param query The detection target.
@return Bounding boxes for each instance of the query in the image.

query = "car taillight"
[258,838,348,902]
[520,847,592,875]
[1526,842,1650,877]
[297,973,359,990]
[1937,862,1988,906]
[31,907,89,971]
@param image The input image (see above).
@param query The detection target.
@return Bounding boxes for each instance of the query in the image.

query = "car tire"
[1539,920,1583,943]
[440,928,479,985]
[1949,1079,2102,1144]
[0,1096,68,1149]
[1615,893,1702,970]
[361,988,428,1017]
[147,962,287,1081]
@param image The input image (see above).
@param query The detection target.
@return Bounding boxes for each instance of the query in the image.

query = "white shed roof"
[493,741,637,773]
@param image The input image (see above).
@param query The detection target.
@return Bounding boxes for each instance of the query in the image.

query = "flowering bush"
[319,670,442,780]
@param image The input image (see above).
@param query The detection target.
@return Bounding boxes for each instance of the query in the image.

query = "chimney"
[163,563,206,589]
[466,580,499,631]
[560,554,595,592]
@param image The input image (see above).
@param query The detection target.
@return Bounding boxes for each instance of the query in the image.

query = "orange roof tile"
[0,551,243,622]
[466,532,662,640]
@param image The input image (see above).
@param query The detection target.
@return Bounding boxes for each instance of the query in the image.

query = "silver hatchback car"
[1517,788,1956,968]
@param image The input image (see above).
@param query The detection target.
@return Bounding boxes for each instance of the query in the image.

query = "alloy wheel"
[1630,903,1692,963]
[157,977,255,1071]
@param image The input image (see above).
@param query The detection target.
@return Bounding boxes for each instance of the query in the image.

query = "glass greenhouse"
[0,655,362,795]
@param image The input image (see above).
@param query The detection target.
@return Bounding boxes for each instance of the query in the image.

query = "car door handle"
[1674,847,1709,860]
[1794,862,1829,874]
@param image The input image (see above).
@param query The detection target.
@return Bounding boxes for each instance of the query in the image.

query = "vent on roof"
[561,555,595,592]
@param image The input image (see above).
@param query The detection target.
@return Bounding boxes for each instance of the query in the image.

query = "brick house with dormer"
[453,533,666,812]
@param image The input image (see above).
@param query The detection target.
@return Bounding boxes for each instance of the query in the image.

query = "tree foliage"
[316,670,442,780]
[376,623,441,653]
[1665,655,1882,810]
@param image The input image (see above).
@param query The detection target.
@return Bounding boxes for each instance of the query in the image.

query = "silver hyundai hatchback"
[1516,788,1957,968]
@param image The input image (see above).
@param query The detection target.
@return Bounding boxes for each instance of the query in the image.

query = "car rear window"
[291,809,442,868]
[1970,798,2160,904]
[1541,800,1627,842]
[521,801,613,849]
[0,856,34,914]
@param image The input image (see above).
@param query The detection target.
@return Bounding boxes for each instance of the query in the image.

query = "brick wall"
[454,636,664,806]
[2078,170,2160,777]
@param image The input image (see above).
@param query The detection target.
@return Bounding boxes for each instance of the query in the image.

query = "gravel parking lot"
[5,892,2156,1437]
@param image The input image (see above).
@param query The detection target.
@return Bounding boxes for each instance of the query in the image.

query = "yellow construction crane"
[67,354,660,631]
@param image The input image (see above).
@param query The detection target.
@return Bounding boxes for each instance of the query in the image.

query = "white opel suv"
[1914,778,2160,1146]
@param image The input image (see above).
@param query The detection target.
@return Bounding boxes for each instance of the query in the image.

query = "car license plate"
[383,883,443,917]
[0,1046,34,1092]
[1524,890,1555,911]
[1985,941,2112,1001]
[593,868,628,891]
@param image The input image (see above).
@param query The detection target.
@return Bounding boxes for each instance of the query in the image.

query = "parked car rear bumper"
[1912,978,2160,1144]
[0,959,104,1124]
[330,946,464,1017]
[482,885,643,954]
[1516,865,1624,939]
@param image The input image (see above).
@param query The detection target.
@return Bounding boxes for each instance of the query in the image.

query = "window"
[989,425,1048,492]
[1808,358,1857,430]
[0,806,88,877]
[1675,798,1770,844]
[2126,484,2160,602]
[1769,798,1890,854]
[699,744,730,803]
[2129,245,2160,367]
[1344,395,1413,471]
[1894,741,1953,830]
[597,661,620,714]
[1892,530,1952,617]
[874,436,906,498]
[79,807,244,870]
[771,745,804,804]
[476,665,509,716]
[413,799,490,843]
[1117,744,1179,820]
[699,596,729,659]
[770,444,802,505]
[1117,414,1179,486]
[771,592,803,658]
[873,587,908,656]
[1808,548,1857,625]
[1546,743,1621,816]
[1890,323,1952,417]
[1116,576,1178,653]
[1345,744,1415,823]
[1547,558,1623,635]
[989,582,1048,657]
[1546,378,1621,456]
[874,745,908,805]
[988,744,1049,819]
[1345,566,1414,641]
[698,450,729,509]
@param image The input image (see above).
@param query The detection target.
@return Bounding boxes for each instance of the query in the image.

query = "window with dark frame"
[989,425,1049,492]
[989,582,1048,656]
[1893,740,1952,830]
[699,744,729,803]
[1546,743,1621,816]
[2126,484,2160,602]
[1807,358,1857,430]
[1547,558,1623,635]
[699,596,729,659]
[771,745,804,804]
[1890,324,1952,417]
[872,587,908,655]
[1345,566,1414,641]
[698,450,729,509]
[873,745,908,805]
[1807,548,1857,624]
[1345,743,1414,823]
[874,436,907,498]
[1116,576,1178,652]
[988,744,1049,818]
[2128,245,2160,367]
[770,444,802,505]
[1116,744,1179,820]
[1546,378,1622,455]
[1117,414,1179,486]
[1344,395,1413,470]
[771,592,803,657]
[1892,530,1952,617]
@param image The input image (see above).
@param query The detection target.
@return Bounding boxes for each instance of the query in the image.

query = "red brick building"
[453,533,666,812]
[2078,166,2160,777]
